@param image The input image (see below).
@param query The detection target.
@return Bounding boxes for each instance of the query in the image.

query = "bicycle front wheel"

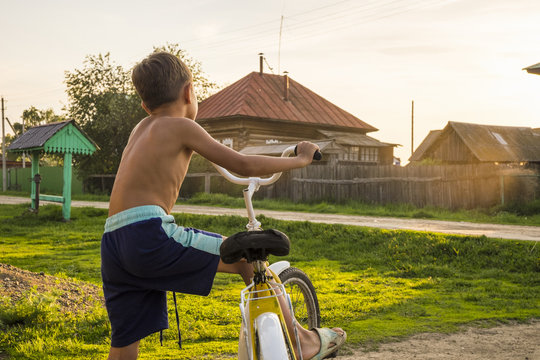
[279,267,320,329]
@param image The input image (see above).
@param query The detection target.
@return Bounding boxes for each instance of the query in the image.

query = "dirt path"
[1,195,539,241]
[339,321,540,360]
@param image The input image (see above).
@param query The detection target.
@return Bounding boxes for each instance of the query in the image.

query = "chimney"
[283,71,290,101]
[258,53,264,75]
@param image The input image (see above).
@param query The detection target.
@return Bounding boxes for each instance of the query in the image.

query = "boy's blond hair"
[132,52,192,111]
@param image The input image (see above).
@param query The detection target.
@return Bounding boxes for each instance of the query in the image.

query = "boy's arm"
[181,119,318,176]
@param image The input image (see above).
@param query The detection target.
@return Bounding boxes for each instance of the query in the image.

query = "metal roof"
[523,62,540,75]
[197,72,377,132]
[8,120,97,155]
[410,122,540,162]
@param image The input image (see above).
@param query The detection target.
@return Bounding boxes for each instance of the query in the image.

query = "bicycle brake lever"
[294,145,323,161]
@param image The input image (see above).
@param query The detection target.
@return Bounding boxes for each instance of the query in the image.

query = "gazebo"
[8,120,97,220]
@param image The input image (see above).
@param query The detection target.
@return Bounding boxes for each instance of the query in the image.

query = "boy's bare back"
[108,116,195,216]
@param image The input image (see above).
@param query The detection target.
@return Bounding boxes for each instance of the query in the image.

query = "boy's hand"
[296,141,320,165]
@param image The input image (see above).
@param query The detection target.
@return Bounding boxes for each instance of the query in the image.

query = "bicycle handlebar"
[212,144,321,230]
[213,145,322,187]
[212,145,297,187]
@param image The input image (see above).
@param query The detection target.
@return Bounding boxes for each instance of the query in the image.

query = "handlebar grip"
[294,145,323,161]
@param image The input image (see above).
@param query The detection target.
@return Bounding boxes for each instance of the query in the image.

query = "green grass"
[0,203,539,359]
[4,191,540,226]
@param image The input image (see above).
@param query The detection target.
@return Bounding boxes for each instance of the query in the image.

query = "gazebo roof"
[8,120,97,155]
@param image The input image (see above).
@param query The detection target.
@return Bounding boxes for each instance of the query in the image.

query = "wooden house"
[409,121,540,165]
[523,62,540,75]
[196,63,396,165]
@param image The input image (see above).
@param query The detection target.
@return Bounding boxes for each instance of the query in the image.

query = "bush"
[501,199,540,216]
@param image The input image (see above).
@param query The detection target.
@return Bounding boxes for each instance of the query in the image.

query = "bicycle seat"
[220,229,290,264]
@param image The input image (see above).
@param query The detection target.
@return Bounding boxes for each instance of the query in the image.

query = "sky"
[1,0,540,163]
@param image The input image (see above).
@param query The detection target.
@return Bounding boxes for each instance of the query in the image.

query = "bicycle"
[214,145,328,360]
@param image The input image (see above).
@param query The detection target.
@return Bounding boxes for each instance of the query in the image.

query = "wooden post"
[31,151,40,210]
[62,152,72,220]
[500,175,505,206]
[204,173,211,193]
[411,100,414,157]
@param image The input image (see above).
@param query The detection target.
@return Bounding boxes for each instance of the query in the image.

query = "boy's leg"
[217,258,253,285]
[271,282,345,359]
[217,259,345,360]
[107,340,140,360]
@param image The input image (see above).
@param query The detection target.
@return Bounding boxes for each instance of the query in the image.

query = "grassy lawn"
[0,203,539,359]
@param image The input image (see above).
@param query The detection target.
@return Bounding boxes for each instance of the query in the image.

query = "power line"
[194,0,453,58]
[186,0,452,55]
[184,0,404,52]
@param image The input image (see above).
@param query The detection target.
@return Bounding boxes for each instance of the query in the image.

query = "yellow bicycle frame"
[242,266,298,360]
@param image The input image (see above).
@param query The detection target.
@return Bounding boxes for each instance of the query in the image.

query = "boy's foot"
[306,327,347,360]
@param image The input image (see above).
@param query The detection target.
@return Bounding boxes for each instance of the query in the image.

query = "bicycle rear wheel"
[279,267,320,329]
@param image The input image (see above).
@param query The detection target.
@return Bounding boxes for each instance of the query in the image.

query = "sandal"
[311,327,347,360]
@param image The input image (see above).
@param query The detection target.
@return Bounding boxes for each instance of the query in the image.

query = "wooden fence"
[80,162,539,210]
[263,162,539,209]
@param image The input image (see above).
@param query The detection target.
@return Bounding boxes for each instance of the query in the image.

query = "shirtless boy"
[101,51,346,360]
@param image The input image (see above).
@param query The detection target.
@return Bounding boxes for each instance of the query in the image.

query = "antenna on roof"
[278,0,286,74]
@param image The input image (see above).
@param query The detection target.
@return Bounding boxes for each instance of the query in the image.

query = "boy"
[101,51,346,360]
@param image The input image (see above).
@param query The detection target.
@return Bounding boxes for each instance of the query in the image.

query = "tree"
[22,106,65,128]
[65,53,145,184]
[5,107,65,164]
[152,43,220,101]
[64,47,219,192]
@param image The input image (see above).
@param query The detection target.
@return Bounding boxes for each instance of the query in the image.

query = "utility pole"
[411,100,414,157]
[2,97,6,192]
[22,117,26,168]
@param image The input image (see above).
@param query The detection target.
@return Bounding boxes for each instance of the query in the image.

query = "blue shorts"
[101,205,223,347]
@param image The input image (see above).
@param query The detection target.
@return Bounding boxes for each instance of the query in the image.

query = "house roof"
[240,141,335,156]
[410,121,540,162]
[317,130,398,147]
[8,120,97,155]
[409,130,442,161]
[523,62,540,75]
[197,72,377,132]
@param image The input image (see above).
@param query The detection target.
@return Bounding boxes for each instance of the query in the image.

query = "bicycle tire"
[279,267,321,330]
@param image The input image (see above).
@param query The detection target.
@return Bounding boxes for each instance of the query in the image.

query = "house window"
[491,132,508,145]
[339,146,359,160]
[360,147,379,162]
[348,146,359,161]
[222,138,233,148]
